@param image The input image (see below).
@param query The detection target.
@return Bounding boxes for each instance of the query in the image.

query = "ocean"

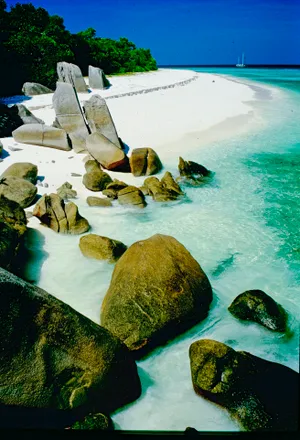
[19,68,300,431]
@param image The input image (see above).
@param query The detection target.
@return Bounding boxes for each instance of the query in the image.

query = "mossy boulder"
[1,162,38,184]
[0,176,37,208]
[69,412,113,430]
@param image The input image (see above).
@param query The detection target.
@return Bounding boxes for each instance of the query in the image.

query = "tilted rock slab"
[101,234,213,357]
[1,162,38,184]
[228,290,288,332]
[52,82,90,153]
[83,95,122,149]
[0,267,141,414]
[88,66,110,90]
[22,82,53,96]
[12,123,71,151]
[33,193,89,234]
[86,132,129,172]
[0,176,37,208]
[57,62,88,93]
[129,148,162,177]
[16,104,45,125]
[189,339,299,431]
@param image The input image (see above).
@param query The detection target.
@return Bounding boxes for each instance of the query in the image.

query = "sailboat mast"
[238,56,240,64]
[242,53,244,65]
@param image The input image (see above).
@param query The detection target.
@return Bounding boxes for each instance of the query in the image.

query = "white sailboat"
[236,53,246,68]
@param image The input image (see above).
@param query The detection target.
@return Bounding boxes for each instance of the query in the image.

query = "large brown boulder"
[0,176,37,208]
[117,186,147,209]
[228,290,287,332]
[86,132,129,172]
[101,234,213,357]
[83,95,121,149]
[79,235,127,263]
[129,148,162,177]
[57,62,88,93]
[52,82,90,153]
[83,170,113,192]
[0,196,27,270]
[33,193,89,234]
[1,162,38,184]
[88,66,110,90]
[22,82,53,96]
[189,339,299,431]
[0,267,141,415]
[12,123,71,151]
[144,174,182,202]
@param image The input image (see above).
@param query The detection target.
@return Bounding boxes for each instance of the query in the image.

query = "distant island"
[0,1,158,97]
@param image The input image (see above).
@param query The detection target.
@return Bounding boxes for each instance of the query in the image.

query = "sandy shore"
[0,68,258,202]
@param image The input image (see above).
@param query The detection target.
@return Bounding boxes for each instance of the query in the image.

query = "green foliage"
[0,3,157,97]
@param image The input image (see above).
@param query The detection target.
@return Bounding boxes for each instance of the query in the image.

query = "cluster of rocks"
[0,162,38,208]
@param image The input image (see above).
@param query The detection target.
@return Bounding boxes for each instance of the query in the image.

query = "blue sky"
[6,0,300,64]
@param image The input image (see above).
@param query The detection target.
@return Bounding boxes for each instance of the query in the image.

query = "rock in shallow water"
[79,234,127,263]
[0,267,141,414]
[228,289,288,332]
[189,339,299,431]
[86,196,112,207]
[129,147,162,177]
[101,234,213,357]
[117,186,147,209]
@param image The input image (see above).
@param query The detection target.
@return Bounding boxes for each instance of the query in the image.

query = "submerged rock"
[0,196,27,270]
[228,290,288,332]
[0,267,141,414]
[129,148,162,177]
[0,176,37,208]
[1,162,38,184]
[144,172,183,202]
[22,82,53,96]
[101,234,213,357]
[117,186,147,209]
[56,182,77,200]
[79,234,127,263]
[33,193,89,234]
[189,339,299,431]
[178,156,211,186]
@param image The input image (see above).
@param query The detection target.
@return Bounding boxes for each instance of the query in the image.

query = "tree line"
[0,1,158,97]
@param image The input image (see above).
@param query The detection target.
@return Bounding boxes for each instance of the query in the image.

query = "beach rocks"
[129,147,162,177]
[0,267,141,413]
[0,104,23,137]
[228,290,288,332]
[22,82,53,96]
[52,82,90,153]
[57,62,88,93]
[101,234,213,356]
[86,197,112,207]
[79,235,127,263]
[33,193,89,234]
[0,196,27,270]
[69,412,113,430]
[16,104,45,125]
[178,157,211,185]
[88,66,110,90]
[12,124,71,151]
[117,186,147,209]
[83,94,122,149]
[86,132,129,172]
[1,162,38,184]
[189,339,299,431]
[0,176,37,208]
[82,165,113,192]
[144,172,183,202]
[56,182,77,200]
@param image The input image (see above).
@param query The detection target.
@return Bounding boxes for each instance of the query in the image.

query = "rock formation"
[101,234,213,357]
[0,176,37,208]
[129,148,162,177]
[82,159,113,191]
[0,196,27,270]
[86,132,129,172]
[102,180,128,199]
[0,267,141,414]
[178,156,211,185]
[52,82,90,153]
[12,124,71,151]
[57,182,77,200]
[22,82,53,96]
[16,104,45,125]
[144,171,184,202]
[88,66,110,90]
[189,339,299,431]
[79,235,127,263]
[83,95,122,149]
[228,290,288,332]
[33,193,89,234]
[117,186,147,209]
[57,62,88,93]
[86,197,112,207]
[1,162,38,184]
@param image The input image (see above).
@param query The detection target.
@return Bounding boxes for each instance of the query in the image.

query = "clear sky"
[6,0,300,65]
